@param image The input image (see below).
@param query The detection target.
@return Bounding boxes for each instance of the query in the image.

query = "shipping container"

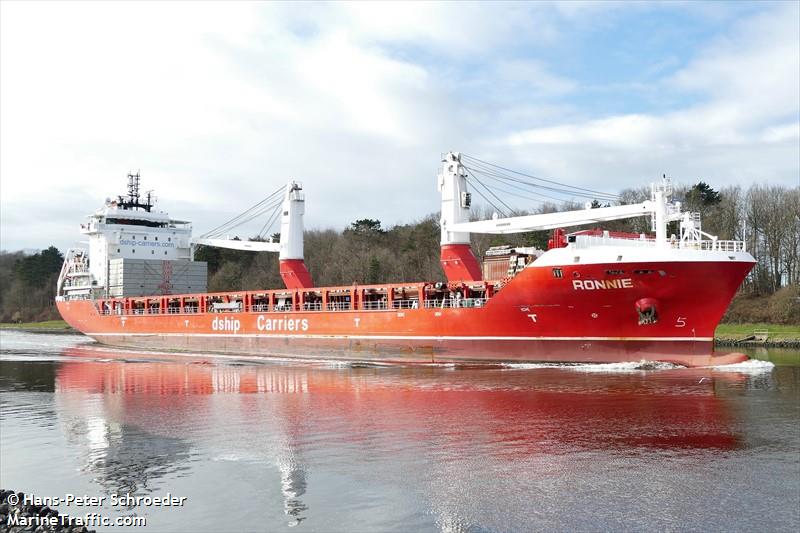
[107,258,207,297]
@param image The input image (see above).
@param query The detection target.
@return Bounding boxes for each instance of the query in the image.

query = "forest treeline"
[1,182,797,323]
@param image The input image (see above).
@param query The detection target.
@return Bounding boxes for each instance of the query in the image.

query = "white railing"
[572,235,746,252]
[57,248,92,297]
[98,296,492,316]
[423,298,488,309]
[695,240,746,252]
[392,299,419,309]
[362,301,389,310]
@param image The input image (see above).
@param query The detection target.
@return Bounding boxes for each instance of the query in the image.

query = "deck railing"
[423,298,488,309]
[98,296,490,316]
[572,234,746,252]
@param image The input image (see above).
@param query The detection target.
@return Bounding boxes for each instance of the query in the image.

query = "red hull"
[57,260,753,367]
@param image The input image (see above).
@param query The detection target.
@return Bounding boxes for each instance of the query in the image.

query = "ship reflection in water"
[1,333,797,532]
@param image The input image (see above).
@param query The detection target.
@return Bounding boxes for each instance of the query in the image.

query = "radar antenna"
[117,171,153,212]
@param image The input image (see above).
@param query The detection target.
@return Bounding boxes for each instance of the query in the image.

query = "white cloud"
[503,1,799,190]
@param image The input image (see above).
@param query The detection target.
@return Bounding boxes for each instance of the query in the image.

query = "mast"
[278,181,313,289]
[438,152,482,282]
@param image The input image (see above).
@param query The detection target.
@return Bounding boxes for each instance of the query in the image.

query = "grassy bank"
[715,323,800,341]
[0,319,74,332]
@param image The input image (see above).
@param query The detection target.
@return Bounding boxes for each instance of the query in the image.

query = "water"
[1,331,798,532]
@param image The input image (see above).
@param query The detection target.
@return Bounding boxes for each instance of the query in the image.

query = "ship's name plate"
[572,278,633,290]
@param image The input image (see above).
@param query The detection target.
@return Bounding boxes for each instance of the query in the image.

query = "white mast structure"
[437,152,483,281]
[438,152,473,251]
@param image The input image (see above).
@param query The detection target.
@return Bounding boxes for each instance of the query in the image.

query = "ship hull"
[57,258,754,367]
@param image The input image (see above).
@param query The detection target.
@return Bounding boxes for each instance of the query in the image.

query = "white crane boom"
[447,200,681,234]
[190,238,281,252]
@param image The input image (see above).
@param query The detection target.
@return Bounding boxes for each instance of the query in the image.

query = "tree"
[367,257,382,284]
[686,181,721,210]
[14,246,63,287]
[346,219,384,236]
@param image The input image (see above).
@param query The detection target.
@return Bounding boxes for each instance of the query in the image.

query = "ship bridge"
[59,172,197,300]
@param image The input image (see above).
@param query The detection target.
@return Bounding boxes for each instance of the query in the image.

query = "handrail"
[98,296,490,316]
[571,234,746,252]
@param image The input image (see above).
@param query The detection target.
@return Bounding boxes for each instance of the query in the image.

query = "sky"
[1,0,798,252]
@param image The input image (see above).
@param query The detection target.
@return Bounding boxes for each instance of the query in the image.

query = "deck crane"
[439,151,715,283]
[191,180,313,289]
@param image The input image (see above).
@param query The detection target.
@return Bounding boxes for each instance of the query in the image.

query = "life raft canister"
[635,298,659,325]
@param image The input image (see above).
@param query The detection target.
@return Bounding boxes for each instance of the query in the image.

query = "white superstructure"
[58,173,193,299]
[83,201,193,291]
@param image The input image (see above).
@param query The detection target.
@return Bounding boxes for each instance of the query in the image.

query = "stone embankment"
[715,339,800,348]
[0,490,94,533]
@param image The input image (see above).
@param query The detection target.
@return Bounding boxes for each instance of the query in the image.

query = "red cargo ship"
[56,153,755,367]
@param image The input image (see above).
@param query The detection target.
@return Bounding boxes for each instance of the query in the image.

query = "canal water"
[1,331,798,532]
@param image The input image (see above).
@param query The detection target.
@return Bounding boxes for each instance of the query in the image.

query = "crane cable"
[200,184,286,239]
[461,153,620,201]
